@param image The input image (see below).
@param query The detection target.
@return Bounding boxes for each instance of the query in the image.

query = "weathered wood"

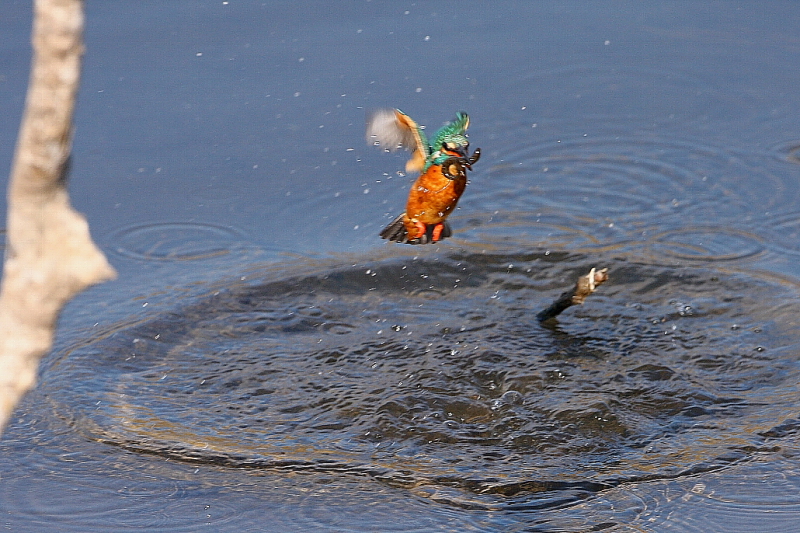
[0,0,116,432]
[537,268,609,322]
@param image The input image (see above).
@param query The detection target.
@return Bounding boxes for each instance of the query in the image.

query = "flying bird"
[367,109,480,244]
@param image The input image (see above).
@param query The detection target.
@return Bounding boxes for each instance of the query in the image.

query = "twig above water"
[537,267,609,322]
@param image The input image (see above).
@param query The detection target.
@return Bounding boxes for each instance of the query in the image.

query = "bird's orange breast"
[405,164,466,225]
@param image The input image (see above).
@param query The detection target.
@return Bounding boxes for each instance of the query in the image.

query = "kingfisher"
[366,109,480,244]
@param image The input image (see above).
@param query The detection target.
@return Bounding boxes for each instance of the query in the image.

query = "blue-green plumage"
[366,109,474,172]
[427,111,471,169]
[367,109,480,244]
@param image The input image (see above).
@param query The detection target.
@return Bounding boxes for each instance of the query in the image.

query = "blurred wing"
[366,109,428,173]
[366,109,415,151]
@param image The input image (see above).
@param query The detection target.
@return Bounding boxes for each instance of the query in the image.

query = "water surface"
[2,1,800,531]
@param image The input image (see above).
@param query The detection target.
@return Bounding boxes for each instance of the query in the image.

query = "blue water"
[2,2,800,531]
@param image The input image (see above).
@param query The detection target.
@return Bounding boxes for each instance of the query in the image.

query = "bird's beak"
[450,147,471,169]
[445,146,469,159]
[465,147,481,170]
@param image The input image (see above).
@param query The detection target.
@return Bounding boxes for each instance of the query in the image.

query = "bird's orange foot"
[431,223,445,242]
[411,220,427,241]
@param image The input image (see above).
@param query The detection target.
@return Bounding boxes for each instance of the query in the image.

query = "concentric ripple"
[0,411,473,532]
[764,213,800,257]
[464,131,799,263]
[107,222,247,261]
[46,248,800,512]
[627,456,800,532]
[648,227,765,262]
[478,134,773,220]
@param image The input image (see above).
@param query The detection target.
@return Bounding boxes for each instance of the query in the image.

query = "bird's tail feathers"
[379,214,452,245]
